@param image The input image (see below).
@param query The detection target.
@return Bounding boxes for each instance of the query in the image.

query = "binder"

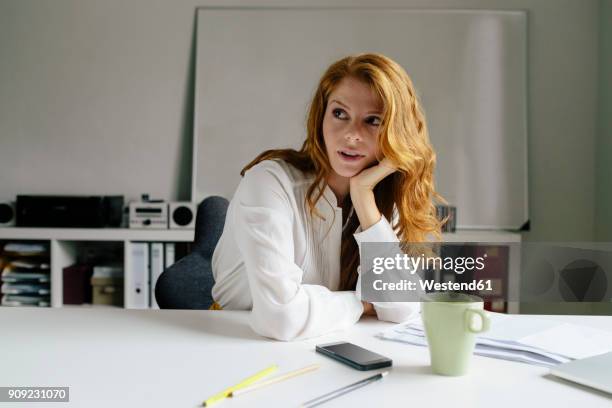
[62,264,93,305]
[164,243,175,268]
[150,242,164,309]
[127,242,149,309]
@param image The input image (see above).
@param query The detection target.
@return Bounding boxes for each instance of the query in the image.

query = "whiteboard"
[193,8,528,230]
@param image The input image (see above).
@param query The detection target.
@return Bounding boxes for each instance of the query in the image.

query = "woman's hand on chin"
[349,158,398,193]
[349,158,398,231]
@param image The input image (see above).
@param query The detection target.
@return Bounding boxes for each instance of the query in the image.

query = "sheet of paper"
[377,313,612,367]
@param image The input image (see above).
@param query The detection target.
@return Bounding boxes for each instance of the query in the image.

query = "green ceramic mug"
[421,292,491,376]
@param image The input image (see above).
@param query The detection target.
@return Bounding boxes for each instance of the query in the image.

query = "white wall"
[0,0,602,241]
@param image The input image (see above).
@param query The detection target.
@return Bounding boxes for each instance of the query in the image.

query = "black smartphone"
[316,341,393,371]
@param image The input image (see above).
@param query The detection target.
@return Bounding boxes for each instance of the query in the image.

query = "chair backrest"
[154,196,229,310]
[193,196,229,258]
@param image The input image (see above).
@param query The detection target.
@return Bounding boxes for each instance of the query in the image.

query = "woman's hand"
[350,158,398,231]
[349,158,397,193]
[362,301,376,316]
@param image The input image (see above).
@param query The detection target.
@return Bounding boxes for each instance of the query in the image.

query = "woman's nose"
[344,123,363,143]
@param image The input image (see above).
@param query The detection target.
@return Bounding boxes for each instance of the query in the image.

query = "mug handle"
[464,309,491,333]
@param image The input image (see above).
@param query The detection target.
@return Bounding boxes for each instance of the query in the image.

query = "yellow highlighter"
[202,364,278,407]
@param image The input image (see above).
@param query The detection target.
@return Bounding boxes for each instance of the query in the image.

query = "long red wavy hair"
[241,53,446,290]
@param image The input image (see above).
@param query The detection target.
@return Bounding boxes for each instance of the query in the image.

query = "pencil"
[202,364,278,406]
[229,364,320,397]
[300,371,389,408]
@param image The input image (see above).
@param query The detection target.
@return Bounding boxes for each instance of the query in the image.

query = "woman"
[211,53,445,341]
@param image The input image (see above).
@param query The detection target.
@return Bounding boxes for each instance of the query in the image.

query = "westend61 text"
[372,279,493,292]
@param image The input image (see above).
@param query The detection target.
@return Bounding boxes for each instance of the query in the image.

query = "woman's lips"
[338,150,365,162]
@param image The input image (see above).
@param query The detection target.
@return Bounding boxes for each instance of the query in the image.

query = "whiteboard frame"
[191,6,529,230]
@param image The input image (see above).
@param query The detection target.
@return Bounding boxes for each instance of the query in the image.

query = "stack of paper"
[1,250,51,307]
[377,313,612,367]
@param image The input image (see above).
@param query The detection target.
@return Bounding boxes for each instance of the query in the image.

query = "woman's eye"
[332,108,348,120]
[366,116,381,126]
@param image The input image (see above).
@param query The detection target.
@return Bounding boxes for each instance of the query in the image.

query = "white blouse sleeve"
[233,164,363,341]
[353,212,421,324]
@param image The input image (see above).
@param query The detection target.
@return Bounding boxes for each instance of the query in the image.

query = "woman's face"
[322,76,383,179]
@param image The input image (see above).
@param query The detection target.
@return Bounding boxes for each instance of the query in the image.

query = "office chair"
[155,196,229,309]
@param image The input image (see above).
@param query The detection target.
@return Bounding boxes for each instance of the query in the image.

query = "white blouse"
[211,159,418,341]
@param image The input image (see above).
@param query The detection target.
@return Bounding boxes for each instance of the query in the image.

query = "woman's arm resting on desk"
[233,164,363,341]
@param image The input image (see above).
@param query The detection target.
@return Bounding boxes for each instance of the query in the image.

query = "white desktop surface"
[1,308,611,407]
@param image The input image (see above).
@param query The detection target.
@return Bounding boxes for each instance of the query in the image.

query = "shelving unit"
[0,228,521,312]
[1,228,194,308]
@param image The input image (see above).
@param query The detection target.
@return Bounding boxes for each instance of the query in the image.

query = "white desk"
[1,308,611,407]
